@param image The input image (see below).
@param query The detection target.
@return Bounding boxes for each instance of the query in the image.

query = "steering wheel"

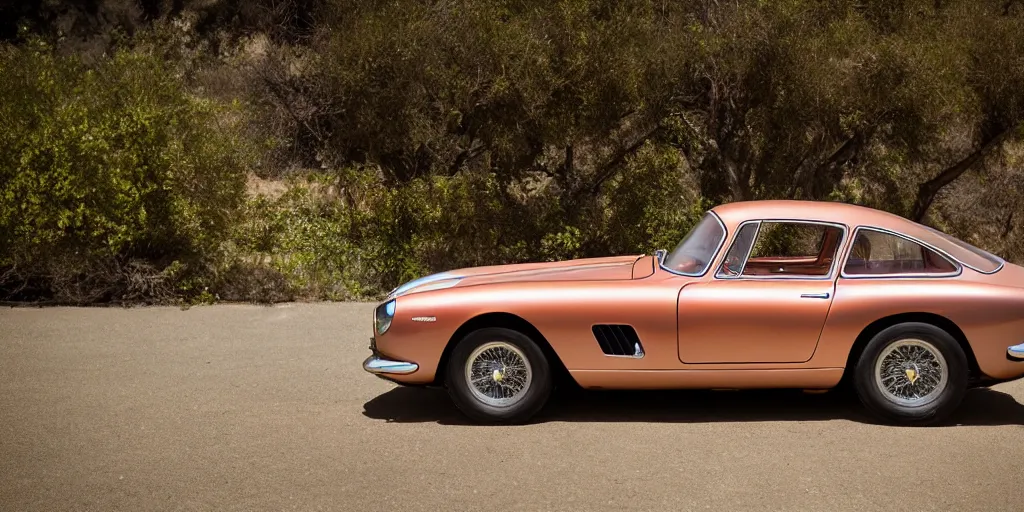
[720,253,743,276]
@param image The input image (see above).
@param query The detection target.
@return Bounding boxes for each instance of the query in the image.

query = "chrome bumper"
[363,354,419,375]
[1009,342,1024,361]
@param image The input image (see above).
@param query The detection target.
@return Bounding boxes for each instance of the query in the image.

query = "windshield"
[662,212,726,275]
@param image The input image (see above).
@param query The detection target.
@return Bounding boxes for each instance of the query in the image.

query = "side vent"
[592,324,645,358]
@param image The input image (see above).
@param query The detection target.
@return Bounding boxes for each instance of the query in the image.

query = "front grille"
[592,324,645,358]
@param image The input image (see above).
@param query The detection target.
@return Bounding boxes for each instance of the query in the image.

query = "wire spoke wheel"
[464,341,533,408]
[874,338,948,408]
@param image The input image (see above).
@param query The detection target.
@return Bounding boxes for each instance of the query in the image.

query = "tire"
[853,322,968,426]
[445,327,552,424]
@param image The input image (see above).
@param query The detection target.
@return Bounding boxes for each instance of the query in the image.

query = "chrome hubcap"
[874,338,948,407]
[465,342,532,407]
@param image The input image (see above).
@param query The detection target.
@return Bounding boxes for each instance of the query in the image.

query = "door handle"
[800,292,830,299]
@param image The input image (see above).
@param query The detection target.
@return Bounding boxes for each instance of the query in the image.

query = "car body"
[363,200,1024,424]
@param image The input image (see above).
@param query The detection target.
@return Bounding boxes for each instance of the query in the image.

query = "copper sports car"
[363,200,1024,425]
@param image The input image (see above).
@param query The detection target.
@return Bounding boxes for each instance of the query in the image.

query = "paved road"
[2,303,1023,511]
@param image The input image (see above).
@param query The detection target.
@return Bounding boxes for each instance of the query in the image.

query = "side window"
[843,229,958,275]
[716,223,759,277]
[749,222,830,260]
[718,221,844,278]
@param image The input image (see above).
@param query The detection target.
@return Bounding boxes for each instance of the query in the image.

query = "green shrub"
[602,142,709,255]
[226,170,520,300]
[227,176,364,300]
[0,39,249,303]
[225,165,710,302]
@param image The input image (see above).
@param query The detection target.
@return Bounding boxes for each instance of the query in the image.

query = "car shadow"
[361,385,1024,426]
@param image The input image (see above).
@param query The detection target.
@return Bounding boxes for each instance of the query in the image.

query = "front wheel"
[445,327,552,424]
[854,322,968,426]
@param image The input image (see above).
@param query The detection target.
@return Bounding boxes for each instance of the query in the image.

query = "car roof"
[710,200,1004,274]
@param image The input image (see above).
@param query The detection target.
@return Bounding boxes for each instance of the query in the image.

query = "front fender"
[374,278,685,384]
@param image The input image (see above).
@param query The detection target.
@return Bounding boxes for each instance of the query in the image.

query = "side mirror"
[654,249,667,263]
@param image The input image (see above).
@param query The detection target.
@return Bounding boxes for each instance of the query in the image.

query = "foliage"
[0,39,249,303]
[228,176,362,300]
[2,0,1024,303]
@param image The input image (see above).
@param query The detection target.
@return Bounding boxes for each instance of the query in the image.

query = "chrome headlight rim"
[375,299,396,335]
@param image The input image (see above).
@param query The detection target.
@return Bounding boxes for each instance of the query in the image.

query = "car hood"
[388,255,643,298]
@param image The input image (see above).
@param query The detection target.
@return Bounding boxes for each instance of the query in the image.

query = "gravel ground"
[2,303,1023,511]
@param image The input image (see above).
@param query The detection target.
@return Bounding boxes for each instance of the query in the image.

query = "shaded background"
[2,0,1023,304]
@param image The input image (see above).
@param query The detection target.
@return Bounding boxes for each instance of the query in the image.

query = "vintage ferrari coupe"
[363,200,1024,425]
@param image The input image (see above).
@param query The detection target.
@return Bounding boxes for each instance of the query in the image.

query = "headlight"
[374,299,396,335]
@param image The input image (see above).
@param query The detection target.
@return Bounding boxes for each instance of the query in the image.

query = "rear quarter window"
[920,226,1004,273]
[844,229,958,276]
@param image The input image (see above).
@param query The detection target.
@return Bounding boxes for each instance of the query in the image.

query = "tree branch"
[447,139,486,175]
[584,125,662,197]
[260,74,326,145]
[911,124,1019,221]
[786,132,826,197]
[562,144,574,180]
[809,127,875,199]
[720,155,746,202]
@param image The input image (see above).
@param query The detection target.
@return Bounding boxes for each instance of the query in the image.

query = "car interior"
[842,230,959,275]
[738,223,842,277]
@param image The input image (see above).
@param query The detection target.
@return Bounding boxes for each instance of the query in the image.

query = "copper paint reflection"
[373,200,1024,388]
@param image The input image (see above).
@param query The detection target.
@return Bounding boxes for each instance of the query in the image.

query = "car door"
[677,220,846,364]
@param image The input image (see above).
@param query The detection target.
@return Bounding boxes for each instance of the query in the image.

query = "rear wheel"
[854,322,968,426]
[445,327,552,424]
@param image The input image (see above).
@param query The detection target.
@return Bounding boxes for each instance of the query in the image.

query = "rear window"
[920,225,1004,273]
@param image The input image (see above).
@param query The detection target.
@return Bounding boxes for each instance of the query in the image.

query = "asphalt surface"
[2,303,1023,511]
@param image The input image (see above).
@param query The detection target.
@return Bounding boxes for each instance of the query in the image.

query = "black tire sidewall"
[854,322,968,426]
[445,327,552,424]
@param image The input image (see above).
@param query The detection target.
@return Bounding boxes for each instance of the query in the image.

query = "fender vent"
[592,324,645,358]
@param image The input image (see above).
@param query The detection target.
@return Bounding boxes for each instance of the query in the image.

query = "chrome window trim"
[716,220,761,279]
[658,211,729,278]
[949,253,1004,275]
[976,259,1006,275]
[736,221,762,277]
[713,219,849,282]
[839,226,962,279]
